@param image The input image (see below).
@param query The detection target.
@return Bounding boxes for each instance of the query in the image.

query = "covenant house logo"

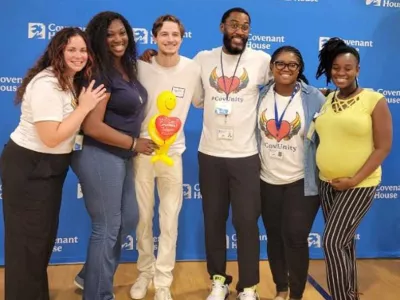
[366,0,400,7]
[319,36,373,51]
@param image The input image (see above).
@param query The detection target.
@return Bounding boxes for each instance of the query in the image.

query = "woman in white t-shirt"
[0,27,106,300]
[256,46,325,300]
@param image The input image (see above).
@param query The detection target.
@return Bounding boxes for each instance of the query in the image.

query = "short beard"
[223,34,248,55]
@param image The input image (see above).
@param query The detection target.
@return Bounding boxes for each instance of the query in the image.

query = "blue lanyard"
[274,83,300,130]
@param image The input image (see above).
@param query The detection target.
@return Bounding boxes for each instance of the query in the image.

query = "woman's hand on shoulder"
[139,49,158,63]
[78,80,108,113]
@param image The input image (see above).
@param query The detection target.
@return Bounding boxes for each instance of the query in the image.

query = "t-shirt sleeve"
[261,51,273,85]
[192,53,205,108]
[30,78,65,123]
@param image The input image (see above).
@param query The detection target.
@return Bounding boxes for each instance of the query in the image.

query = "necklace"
[336,85,359,100]
[332,85,362,113]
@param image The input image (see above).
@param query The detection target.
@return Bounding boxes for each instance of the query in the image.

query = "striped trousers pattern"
[319,181,377,300]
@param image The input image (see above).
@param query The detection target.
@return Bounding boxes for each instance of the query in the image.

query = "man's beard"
[223,34,248,55]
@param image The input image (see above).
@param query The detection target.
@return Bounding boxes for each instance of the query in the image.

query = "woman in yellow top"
[315,37,392,300]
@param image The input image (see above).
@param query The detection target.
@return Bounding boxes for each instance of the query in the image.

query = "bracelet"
[130,138,137,151]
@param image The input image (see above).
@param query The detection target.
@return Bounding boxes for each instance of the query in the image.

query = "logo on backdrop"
[183,183,202,199]
[28,22,86,40]
[225,233,349,250]
[133,28,193,45]
[0,76,22,92]
[366,0,382,5]
[375,88,400,104]
[121,235,135,251]
[319,36,374,51]
[226,234,268,249]
[28,23,46,39]
[77,183,83,199]
[308,233,321,248]
[121,235,159,251]
[247,34,285,50]
[375,185,399,199]
[366,0,400,8]
[53,236,79,253]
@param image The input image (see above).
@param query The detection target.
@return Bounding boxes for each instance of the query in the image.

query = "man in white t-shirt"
[130,15,201,300]
[192,7,271,300]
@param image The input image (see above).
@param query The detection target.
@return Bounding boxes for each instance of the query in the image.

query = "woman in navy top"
[70,11,157,300]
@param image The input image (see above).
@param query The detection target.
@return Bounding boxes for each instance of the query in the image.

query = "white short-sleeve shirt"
[10,68,77,154]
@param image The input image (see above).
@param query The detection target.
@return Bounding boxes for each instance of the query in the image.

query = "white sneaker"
[206,275,229,300]
[237,286,259,300]
[130,276,152,299]
[154,287,173,300]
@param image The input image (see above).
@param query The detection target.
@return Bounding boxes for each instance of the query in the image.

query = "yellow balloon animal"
[148,91,182,166]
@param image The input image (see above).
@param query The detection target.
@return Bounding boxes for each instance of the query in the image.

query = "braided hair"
[316,37,360,85]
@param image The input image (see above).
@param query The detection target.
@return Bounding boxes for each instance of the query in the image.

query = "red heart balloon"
[155,116,182,139]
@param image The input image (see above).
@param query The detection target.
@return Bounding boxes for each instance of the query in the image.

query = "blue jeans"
[71,145,138,300]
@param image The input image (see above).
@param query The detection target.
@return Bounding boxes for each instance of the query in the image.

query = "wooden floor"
[0,260,399,299]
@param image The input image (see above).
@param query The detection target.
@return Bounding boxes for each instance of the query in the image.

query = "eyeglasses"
[273,61,300,71]
[225,22,250,32]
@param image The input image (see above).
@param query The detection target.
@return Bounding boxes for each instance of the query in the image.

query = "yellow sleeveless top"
[315,89,383,188]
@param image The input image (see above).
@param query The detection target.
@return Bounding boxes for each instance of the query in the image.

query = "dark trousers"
[320,181,377,300]
[260,179,320,299]
[0,139,71,300]
[198,152,261,291]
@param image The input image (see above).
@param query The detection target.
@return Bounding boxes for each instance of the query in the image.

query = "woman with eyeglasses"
[256,46,325,300]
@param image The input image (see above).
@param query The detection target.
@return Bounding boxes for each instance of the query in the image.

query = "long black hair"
[271,46,309,84]
[85,11,138,84]
[316,37,360,85]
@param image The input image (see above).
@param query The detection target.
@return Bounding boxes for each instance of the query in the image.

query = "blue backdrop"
[0,0,399,265]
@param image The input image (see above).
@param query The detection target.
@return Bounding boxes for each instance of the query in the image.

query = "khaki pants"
[133,154,183,288]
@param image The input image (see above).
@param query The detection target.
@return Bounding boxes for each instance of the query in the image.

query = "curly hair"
[271,45,309,84]
[15,27,94,104]
[85,11,138,84]
[316,37,360,85]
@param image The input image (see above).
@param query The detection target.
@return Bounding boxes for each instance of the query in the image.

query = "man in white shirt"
[129,15,201,300]
[192,7,271,300]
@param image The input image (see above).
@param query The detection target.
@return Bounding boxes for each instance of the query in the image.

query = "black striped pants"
[319,180,377,300]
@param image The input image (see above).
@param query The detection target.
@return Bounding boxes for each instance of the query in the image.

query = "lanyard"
[220,49,242,101]
[274,83,300,130]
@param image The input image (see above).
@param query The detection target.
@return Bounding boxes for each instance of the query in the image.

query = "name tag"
[269,149,283,160]
[215,102,232,115]
[307,121,316,141]
[73,134,84,151]
[172,86,185,98]
[217,127,234,140]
